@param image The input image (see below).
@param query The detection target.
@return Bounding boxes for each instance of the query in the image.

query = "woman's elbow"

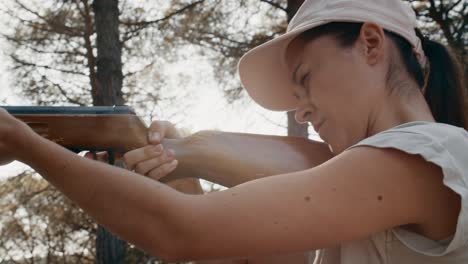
[143,201,204,262]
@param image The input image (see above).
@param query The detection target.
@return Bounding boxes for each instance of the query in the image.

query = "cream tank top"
[309,121,468,264]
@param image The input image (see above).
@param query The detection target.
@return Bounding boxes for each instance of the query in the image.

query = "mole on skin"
[377,195,383,201]
[304,196,311,202]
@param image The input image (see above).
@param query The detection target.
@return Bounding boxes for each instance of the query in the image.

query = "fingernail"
[167,149,175,157]
[150,132,161,142]
[154,144,163,152]
[170,160,178,167]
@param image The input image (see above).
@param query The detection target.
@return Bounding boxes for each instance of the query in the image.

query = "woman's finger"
[134,151,175,175]
[146,159,178,181]
[123,144,163,170]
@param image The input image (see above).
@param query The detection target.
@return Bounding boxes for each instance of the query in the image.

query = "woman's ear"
[358,22,386,65]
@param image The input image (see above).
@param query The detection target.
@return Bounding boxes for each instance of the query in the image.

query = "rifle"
[3,105,336,184]
[2,106,148,163]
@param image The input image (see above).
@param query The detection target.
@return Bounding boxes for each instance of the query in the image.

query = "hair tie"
[414,29,431,94]
[413,29,428,69]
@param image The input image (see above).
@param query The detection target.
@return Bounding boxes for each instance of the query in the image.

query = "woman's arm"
[17,132,452,262]
[160,131,334,187]
[173,147,457,261]
[15,133,191,260]
[2,110,455,262]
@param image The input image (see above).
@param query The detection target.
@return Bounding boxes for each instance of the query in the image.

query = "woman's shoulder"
[349,121,467,157]
[382,121,467,140]
[347,121,468,257]
[347,121,467,187]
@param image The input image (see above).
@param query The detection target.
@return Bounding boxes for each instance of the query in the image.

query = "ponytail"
[416,30,467,129]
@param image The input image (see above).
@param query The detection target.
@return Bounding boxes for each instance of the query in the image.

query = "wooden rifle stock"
[3,106,148,153]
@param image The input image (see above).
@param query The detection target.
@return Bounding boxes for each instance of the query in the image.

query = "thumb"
[148,131,162,144]
[148,121,169,144]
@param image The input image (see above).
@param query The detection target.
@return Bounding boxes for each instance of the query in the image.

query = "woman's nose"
[295,107,312,124]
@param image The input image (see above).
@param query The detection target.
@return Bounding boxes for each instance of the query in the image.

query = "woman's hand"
[0,108,35,165]
[85,145,178,181]
[85,121,183,181]
[122,120,182,181]
[123,144,177,180]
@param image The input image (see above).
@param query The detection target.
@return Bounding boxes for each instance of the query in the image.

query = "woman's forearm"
[18,133,189,259]
[162,131,334,187]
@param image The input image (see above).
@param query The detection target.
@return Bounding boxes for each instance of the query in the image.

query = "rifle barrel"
[2,106,135,115]
[1,105,147,152]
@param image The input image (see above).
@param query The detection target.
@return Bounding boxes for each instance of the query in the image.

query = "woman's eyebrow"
[292,63,302,85]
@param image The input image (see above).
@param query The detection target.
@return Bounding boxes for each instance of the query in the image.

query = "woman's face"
[285,32,386,154]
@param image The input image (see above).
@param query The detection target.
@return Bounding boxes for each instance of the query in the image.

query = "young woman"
[0,0,466,263]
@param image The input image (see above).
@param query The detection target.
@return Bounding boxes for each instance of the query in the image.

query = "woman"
[0,0,467,263]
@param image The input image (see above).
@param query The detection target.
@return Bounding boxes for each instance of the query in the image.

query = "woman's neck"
[367,91,435,137]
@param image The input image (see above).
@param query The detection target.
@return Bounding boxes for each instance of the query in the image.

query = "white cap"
[238,0,426,111]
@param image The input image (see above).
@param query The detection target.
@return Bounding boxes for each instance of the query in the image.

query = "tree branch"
[11,42,87,57]
[42,76,86,106]
[10,55,88,77]
[259,0,287,12]
[121,0,205,42]
[447,0,463,11]
[12,0,83,37]
[122,0,205,27]
[428,0,456,45]
[123,61,155,78]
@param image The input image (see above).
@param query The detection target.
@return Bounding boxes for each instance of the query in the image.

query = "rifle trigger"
[108,151,115,166]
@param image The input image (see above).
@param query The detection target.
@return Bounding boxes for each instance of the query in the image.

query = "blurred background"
[0,0,465,263]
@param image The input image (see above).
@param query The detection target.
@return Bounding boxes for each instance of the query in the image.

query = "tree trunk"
[93,0,125,106]
[92,0,128,263]
[286,0,308,137]
[96,222,127,264]
[286,0,303,19]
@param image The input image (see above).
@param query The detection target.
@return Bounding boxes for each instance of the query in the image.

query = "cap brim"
[238,21,327,111]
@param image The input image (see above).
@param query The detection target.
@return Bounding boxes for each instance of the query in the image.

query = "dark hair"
[299,22,467,129]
